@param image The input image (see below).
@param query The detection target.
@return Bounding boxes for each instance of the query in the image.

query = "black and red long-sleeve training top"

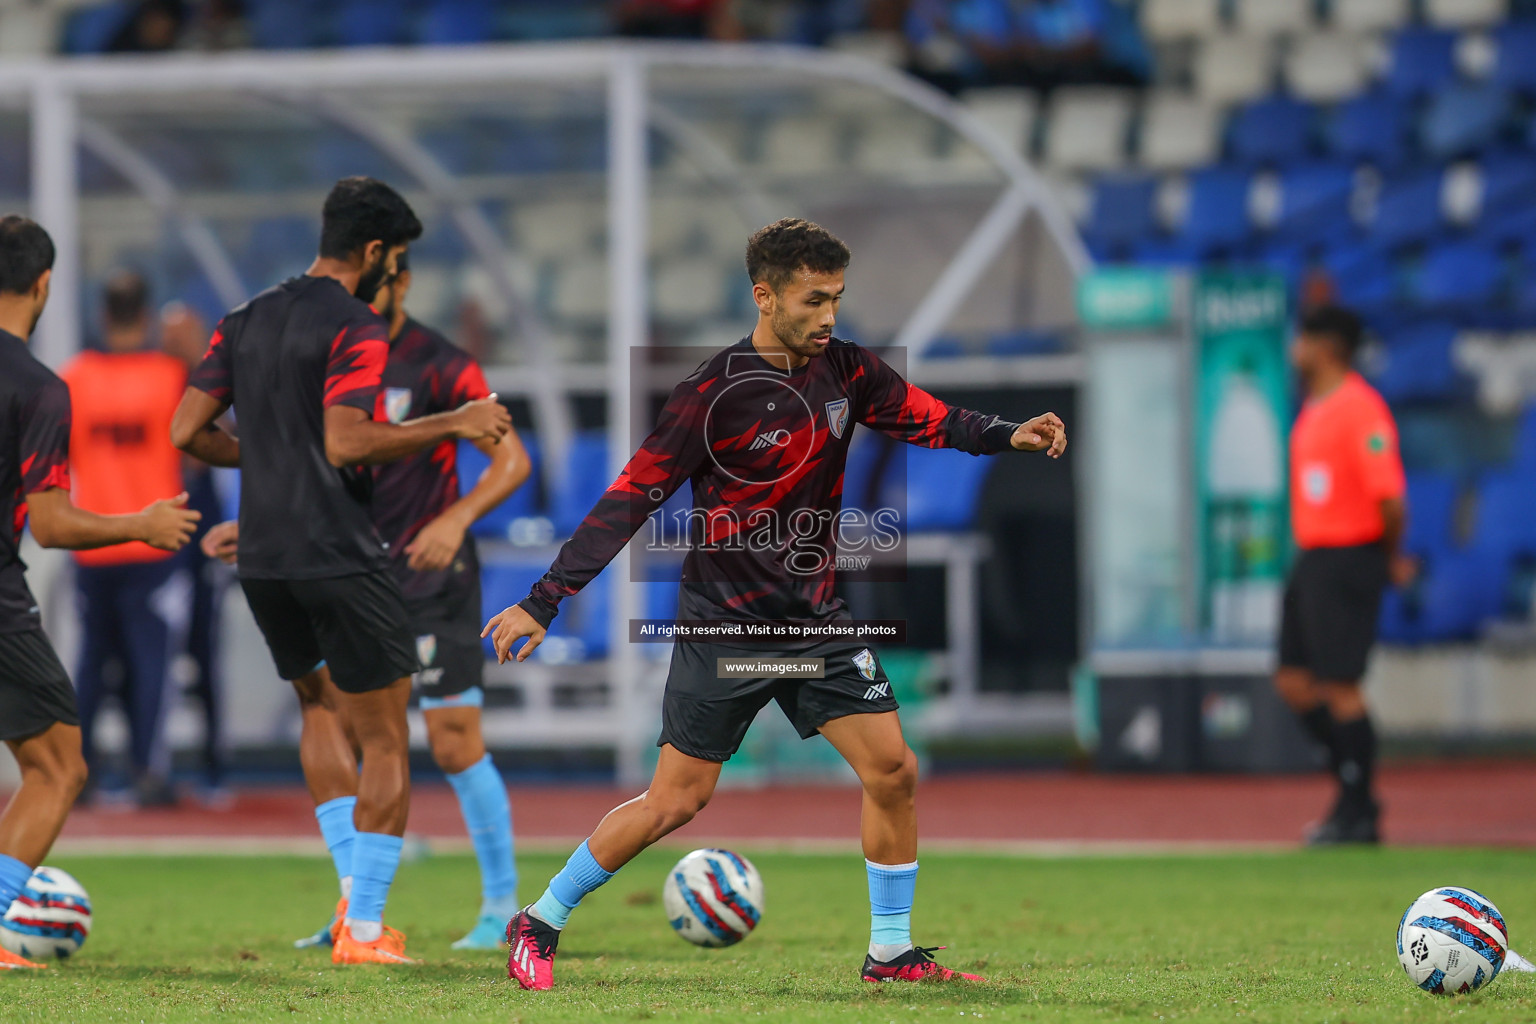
[517,337,1022,629]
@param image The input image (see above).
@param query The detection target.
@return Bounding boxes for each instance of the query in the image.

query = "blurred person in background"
[1275,306,1412,846]
[615,0,723,37]
[106,0,186,53]
[905,0,1148,90]
[160,301,230,802]
[61,271,192,809]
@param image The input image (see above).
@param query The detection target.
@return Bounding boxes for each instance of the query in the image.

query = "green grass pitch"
[5,846,1536,1022]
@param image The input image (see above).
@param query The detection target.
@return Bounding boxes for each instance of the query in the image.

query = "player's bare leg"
[0,724,87,869]
[508,745,720,989]
[820,710,980,983]
[291,667,361,948]
[329,677,417,963]
[426,704,520,949]
[0,724,87,971]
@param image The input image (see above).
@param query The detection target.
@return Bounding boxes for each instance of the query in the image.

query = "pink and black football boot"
[862,945,985,982]
[506,908,560,990]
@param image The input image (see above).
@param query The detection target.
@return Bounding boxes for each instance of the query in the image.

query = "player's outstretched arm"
[481,603,547,664]
[170,387,240,467]
[406,426,532,572]
[323,395,510,467]
[27,488,200,552]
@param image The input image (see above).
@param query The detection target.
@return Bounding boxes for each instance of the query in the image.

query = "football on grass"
[663,848,763,948]
[1397,886,1508,995]
[0,866,92,960]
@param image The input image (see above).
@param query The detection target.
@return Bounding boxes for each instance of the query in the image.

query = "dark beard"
[355,258,389,302]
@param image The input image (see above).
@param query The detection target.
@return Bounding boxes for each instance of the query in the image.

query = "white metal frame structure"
[0,43,1090,783]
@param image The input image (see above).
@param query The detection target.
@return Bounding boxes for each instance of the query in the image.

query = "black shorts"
[0,628,79,742]
[1279,543,1389,682]
[658,640,900,762]
[240,571,418,694]
[406,571,484,707]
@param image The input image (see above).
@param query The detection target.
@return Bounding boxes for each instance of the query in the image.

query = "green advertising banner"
[1193,272,1290,644]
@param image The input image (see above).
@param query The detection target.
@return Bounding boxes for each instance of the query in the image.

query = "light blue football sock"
[446,753,518,913]
[867,859,918,958]
[529,840,614,930]
[314,796,357,895]
[0,854,32,914]
[347,832,404,925]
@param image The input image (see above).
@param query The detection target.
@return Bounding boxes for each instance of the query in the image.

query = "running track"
[44,761,1536,852]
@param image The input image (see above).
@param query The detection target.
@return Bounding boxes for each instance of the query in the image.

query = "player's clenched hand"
[1011,412,1067,458]
[202,520,240,564]
[139,492,201,551]
[405,513,466,572]
[453,394,512,444]
[481,604,546,664]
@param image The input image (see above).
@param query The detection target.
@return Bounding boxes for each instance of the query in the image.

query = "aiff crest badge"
[384,387,412,425]
[825,397,850,440]
[852,647,876,681]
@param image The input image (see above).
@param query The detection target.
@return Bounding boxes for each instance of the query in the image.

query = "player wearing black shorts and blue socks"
[173,178,513,965]
[487,219,1068,989]
[0,216,199,971]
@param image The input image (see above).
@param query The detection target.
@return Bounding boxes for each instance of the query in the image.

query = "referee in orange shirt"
[1276,306,1412,846]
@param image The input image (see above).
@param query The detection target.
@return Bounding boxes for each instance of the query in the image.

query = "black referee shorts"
[0,628,79,742]
[658,640,900,763]
[241,571,418,694]
[1278,543,1390,682]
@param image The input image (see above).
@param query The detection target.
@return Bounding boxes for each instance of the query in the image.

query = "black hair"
[318,177,422,261]
[1299,304,1365,362]
[0,216,55,296]
[104,269,149,327]
[745,217,851,292]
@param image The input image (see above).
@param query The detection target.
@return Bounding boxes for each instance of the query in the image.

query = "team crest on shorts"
[416,634,437,668]
[852,647,877,681]
[384,387,412,425]
[825,397,850,439]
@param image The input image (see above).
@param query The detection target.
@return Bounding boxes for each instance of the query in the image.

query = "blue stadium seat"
[1492,20,1536,92]
[1408,239,1505,309]
[1403,470,1460,556]
[1370,169,1445,247]
[1514,404,1536,470]
[1321,242,1397,313]
[1179,168,1253,252]
[1471,470,1536,556]
[479,555,551,657]
[986,329,1065,356]
[1480,152,1536,215]
[1325,91,1410,168]
[244,216,318,284]
[310,136,396,183]
[878,445,994,533]
[1384,28,1459,98]
[841,434,888,515]
[247,0,325,48]
[923,337,967,359]
[1421,83,1513,159]
[1228,96,1314,166]
[1084,176,1158,250]
[417,0,498,44]
[552,431,614,536]
[335,0,411,47]
[1367,320,1460,401]
[62,3,132,54]
[461,435,543,541]
[1379,549,1503,643]
[1275,162,1355,239]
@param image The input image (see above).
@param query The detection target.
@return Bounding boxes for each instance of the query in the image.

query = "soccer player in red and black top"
[218,253,531,950]
[0,216,198,970]
[489,218,1067,989]
[169,179,511,966]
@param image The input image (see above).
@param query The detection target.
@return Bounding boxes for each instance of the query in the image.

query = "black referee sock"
[1298,705,1337,765]
[1331,715,1377,811]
